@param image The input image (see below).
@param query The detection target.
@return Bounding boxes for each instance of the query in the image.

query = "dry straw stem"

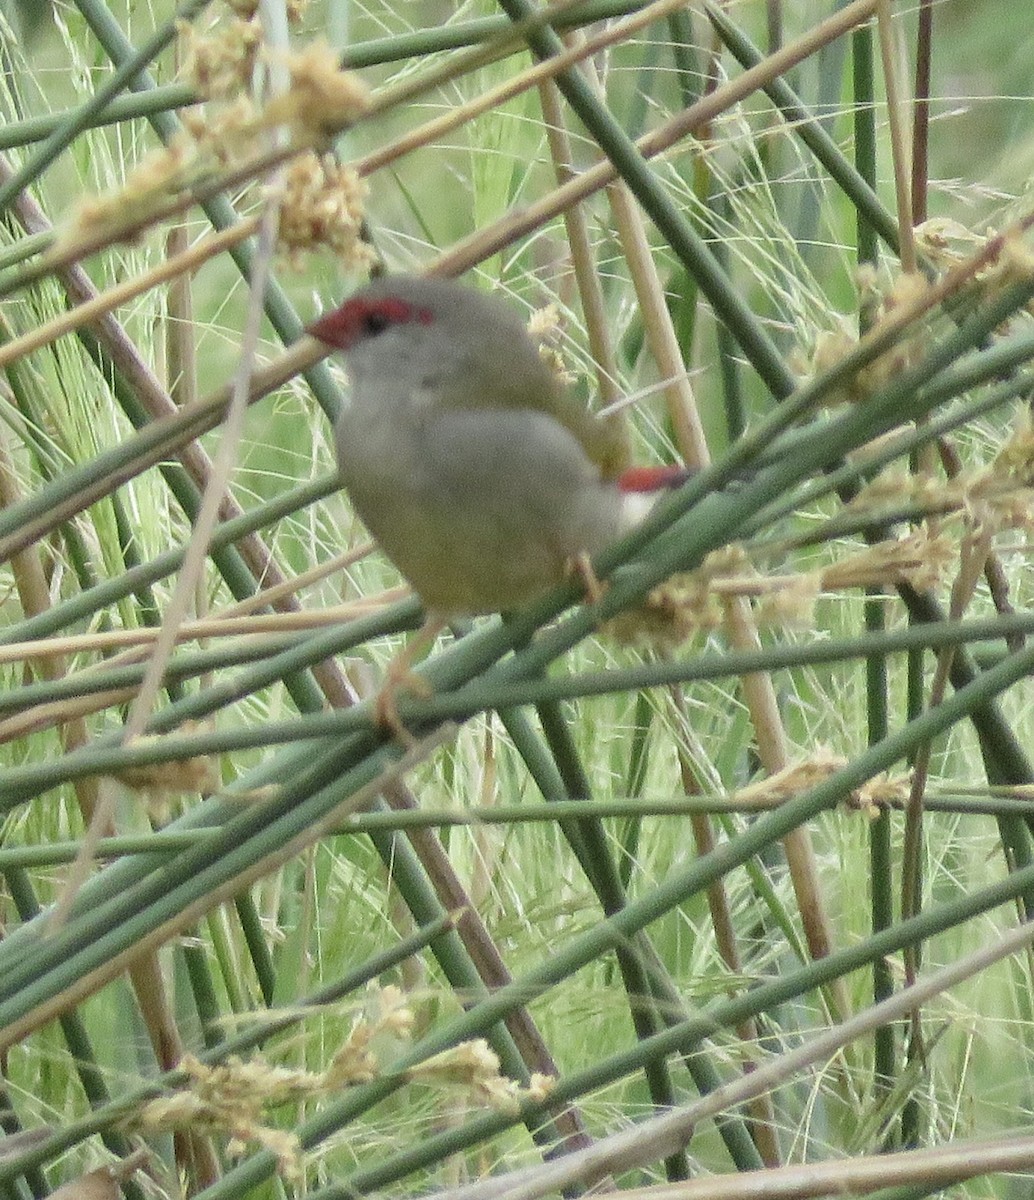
[0,216,260,370]
[426,4,1034,388]
[434,0,880,277]
[0,332,319,563]
[3,0,659,301]
[559,5,707,464]
[359,0,689,178]
[876,0,917,275]
[607,178,707,462]
[553,32,703,463]
[722,597,846,1006]
[594,1133,1034,1200]
[0,0,891,563]
[0,604,389,666]
[211,538,379,616]
[0,723,456,1053]
[0,598,408,746]
[538,75,623,408]
[900,517,997,1022]
[0,539,386,744]
[45,1150,151,1200]
[428,919,1034,1200]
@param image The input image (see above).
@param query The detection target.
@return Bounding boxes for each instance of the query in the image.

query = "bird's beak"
[306,305,352,350]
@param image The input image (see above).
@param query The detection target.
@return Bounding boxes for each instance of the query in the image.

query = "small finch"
[308,274,686,728]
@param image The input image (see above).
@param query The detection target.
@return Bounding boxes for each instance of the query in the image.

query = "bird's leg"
[374,614,446,741]
[566,550,606,605]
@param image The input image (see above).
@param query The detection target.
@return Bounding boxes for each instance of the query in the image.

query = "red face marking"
[617,464,693,494]
[307,294,434,350]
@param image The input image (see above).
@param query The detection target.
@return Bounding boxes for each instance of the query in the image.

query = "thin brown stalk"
[0,727,456,1052]
[360,0,689,183]
[671,688,780,1166]
[721,598,855,1046]
[0,603,395,665]
[900,521,995,1078]
[911,0,933,225]
[607,181,708,466]
[437,920,1034,1200]
[0,218,258,371]
[434,0,880,278]
[214,542,377,616]
[581,35,781,1165]
[0,600,400,746]
[876,0,916,273]
[604,1132,1034,1200]
[539,72,623,408]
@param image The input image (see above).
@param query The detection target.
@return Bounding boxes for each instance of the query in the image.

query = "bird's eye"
[362,310,392,336]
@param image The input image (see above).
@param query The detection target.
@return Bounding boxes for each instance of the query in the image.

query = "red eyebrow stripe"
[306,297,435,347]
[617,465,692,493]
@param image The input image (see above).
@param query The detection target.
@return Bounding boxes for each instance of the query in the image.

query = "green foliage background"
[1,2,1034,1199]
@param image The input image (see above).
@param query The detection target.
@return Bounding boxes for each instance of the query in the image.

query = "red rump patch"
[617,464,692,494]
[307,295,433,349]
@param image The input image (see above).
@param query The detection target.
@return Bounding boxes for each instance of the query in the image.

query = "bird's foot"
[374,660,433,745]
[567,551,607,605]
[372,616,445,743]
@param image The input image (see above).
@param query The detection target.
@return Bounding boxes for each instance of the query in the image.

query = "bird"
[307,273,686,729]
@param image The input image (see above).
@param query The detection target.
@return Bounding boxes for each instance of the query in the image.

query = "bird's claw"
[567,551,607,605]
[371,617,444,744]
[373,663,432,745]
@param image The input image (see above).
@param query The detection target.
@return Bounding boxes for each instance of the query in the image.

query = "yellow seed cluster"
[605,518,969,649]
[136,1054,307,1180]
[820,528,954,593]
[181,96,261,165]
[263,40,372,139]
[62,21,370,263]
[112,723,219,799]
[914,217,987,271]
[409,1040,555,1112]
[852,773,911,820]
[529,303,577,384]
[131,985,554,1177]
[61,133,202,245]
[734,752,848,810]
[179,17,262,101]
[277,153,374,270]
[604,574,723,648]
